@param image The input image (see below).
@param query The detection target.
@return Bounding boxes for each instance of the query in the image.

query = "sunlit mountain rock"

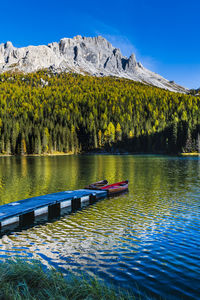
[0,36,186,93]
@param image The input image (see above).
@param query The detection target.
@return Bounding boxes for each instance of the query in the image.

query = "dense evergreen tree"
[0,71,199,155]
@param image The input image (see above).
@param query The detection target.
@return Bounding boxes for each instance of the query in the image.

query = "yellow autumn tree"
[104,122,115,145]
[115,123,122,141]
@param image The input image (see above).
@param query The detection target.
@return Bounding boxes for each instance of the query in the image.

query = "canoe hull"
[84,180,129,196]
[106,185,128,195]
[101,180,129,196]
[84,179,108,189]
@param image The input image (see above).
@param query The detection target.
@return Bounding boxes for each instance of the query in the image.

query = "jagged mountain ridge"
[0,35,186,93]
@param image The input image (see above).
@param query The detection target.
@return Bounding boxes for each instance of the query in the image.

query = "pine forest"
[0,71,199,155]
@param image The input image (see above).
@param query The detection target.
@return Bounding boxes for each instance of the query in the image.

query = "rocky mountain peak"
[4,41,13,49]
[74,35,82,40]
[0,36,186,93]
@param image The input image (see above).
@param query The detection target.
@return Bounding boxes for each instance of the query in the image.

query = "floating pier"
[0,189,108,234]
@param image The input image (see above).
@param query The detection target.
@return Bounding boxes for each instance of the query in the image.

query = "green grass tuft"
[0,259,135,300]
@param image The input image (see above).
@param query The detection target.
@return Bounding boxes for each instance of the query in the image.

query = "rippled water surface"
[0,155,199,299]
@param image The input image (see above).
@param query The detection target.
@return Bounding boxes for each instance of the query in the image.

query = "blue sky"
[1,0,200,88]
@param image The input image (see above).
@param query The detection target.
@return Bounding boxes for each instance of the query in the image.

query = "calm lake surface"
[0,155,199,299]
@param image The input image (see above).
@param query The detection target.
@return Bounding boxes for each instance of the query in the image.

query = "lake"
[0,155,199,299]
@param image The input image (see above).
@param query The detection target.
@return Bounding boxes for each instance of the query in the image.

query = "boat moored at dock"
[85,180,129,195]
[100,180,129,195]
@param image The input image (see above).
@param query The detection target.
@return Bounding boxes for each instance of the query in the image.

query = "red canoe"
[100,180,129,195]
[85,180,129,196]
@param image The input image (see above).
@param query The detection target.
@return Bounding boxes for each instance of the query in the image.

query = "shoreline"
[0,151,199,157]
[180,152,200,156]
[0,151,75,157]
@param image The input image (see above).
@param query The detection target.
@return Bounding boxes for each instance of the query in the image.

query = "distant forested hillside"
[0,71,199,155]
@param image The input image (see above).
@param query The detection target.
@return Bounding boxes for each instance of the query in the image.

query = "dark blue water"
[0,155,199,299]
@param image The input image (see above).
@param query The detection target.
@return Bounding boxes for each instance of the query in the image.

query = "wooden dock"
[0,189,108,234]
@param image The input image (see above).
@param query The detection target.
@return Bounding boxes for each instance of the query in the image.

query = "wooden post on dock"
[71,197,81,212]
[19,211,35,227]
[76,198,81,210]
[48,203,61,219]
[89,193,97,205]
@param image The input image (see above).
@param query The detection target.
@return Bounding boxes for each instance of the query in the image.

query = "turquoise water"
[0,155,199,299]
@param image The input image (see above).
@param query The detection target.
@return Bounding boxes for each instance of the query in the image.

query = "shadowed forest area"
[0,71,199,155]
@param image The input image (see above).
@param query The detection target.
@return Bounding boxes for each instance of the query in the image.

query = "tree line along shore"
[0,71,199,155]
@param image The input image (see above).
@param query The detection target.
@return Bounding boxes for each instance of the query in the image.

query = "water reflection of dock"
[0,189,107,235]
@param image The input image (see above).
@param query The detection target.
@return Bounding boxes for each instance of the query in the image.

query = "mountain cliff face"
[0,35,186,93]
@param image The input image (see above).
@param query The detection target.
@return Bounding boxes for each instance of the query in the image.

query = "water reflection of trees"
[0,155,199,208]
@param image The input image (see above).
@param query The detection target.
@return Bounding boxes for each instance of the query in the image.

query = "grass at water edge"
[0,259,136,300]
